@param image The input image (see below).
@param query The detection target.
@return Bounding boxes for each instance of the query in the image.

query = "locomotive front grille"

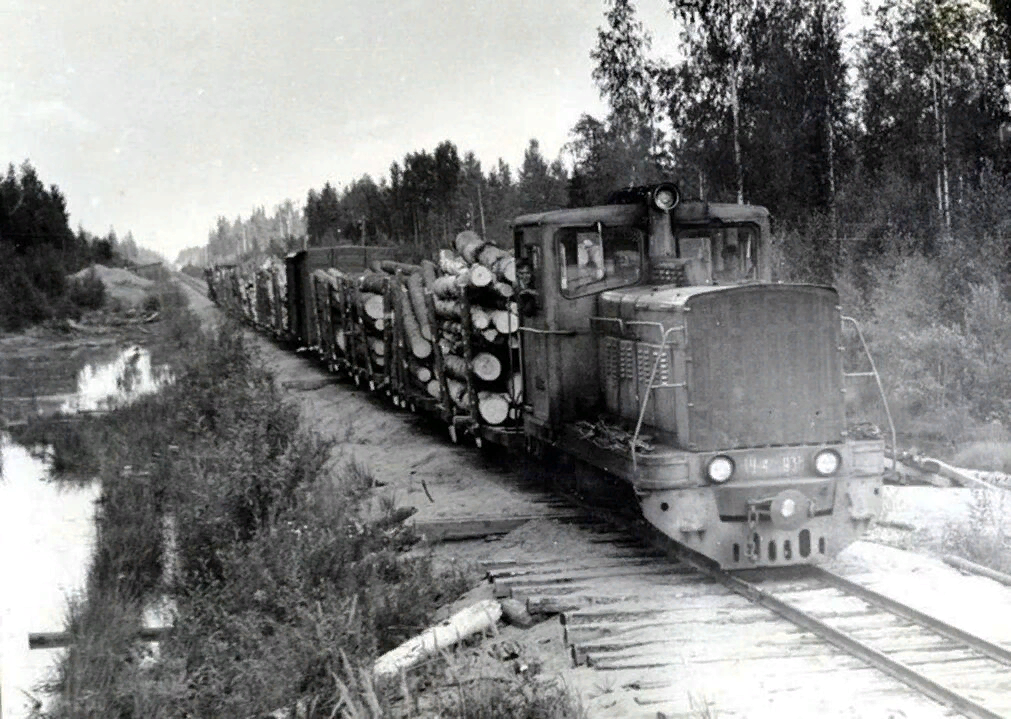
[685,286,844,451]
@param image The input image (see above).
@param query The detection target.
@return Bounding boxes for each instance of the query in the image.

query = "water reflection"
[0,434,100,719]
[60,346,173,414]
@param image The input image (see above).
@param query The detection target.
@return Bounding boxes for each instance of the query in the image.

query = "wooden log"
[426,379,441,398]
[372,316,385,332]
[440,320,464,337]
[493,256,516,284]
[368,337,386,357]
[943,555,1011,587]
[471,352,501,382]
[454,230,485,264]
[362,293,385,320]
[490,308,519,334]
[439,249,468,275]
[470,306,490,331]
[431,275,462,300]
[478,391,510,425]
[444,354,469,382]
[468,264,493,288]
[379,260,422,275]
[434,298,463,320]
[360,272,387,294]
[373,599,502,679]
[481,327,498,343]
[492,281,514,300]
[407,272,433,341]
[499,597,534,628]
[371,354,386,368]
[477,243,509,269]
[421,259,438,289]
[397,287,431,359]
[410,362,432,384]
[446,378,470,408]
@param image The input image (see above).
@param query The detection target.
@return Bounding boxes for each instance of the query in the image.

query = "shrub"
[67,268,107,310]
[141,292,161,313]
[0,247,52,331]
[943,487,1011,575]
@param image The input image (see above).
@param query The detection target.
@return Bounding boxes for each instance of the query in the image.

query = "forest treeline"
[202,0,1011,273]
[200,0,1011,446]
[0,162,156,331]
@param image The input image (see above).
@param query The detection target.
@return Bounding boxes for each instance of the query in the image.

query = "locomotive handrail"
[631,325,681,472]
[841,315,897,474]
[517,327,583,336]
[590,316,682,345]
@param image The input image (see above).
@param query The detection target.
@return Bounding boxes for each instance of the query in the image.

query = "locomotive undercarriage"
[533,420,885,568]
[640,475,881,567]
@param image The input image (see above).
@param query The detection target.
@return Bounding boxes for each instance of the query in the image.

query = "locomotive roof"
[600,281,837,311]
[512,200,770,228]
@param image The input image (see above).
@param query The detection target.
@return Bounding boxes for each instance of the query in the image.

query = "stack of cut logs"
[367,230,522,426]
[355,270,390,372]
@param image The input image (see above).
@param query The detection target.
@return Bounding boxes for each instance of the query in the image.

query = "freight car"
[207,183,894,568]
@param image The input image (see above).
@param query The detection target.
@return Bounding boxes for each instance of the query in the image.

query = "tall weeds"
[45,301,482,718]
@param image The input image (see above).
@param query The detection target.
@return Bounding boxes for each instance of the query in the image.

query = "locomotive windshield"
[677,224,759,284]
[558,224,644,297]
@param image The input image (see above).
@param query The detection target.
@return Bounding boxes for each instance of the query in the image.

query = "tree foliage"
[0,161,143,330]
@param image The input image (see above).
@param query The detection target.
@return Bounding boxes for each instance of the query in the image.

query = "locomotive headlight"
[706,455,734,483]
[652,183,680,212]
[814,449,841,476]
[780,497,797,519]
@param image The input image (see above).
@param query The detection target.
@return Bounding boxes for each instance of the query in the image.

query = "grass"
[943,486,1011,575]
[36,287,583,719]
[951,439,1011,473]
[9,416,99,477]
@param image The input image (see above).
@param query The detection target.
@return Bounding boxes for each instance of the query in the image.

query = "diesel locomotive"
[207,183,893,568]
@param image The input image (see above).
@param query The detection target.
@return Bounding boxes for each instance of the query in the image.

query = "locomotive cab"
[514,184,887,568]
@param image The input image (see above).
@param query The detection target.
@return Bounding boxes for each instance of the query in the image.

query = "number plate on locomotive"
[742,453,805,478]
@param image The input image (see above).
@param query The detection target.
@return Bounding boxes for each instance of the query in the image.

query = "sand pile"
[69,264,153,307]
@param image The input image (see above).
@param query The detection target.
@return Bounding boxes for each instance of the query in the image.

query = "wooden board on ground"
[413,513,576,541]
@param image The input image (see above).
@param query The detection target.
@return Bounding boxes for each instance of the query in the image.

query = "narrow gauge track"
[487,510,1011,718]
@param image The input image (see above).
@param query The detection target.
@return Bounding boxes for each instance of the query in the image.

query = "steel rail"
[678,555,1005,719]
[810,566,1011,667]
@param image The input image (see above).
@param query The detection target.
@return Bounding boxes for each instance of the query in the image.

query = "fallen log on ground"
[943,555,1011,587]
[373,599,502,679]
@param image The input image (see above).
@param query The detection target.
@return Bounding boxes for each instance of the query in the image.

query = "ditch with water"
[0,344,173,719]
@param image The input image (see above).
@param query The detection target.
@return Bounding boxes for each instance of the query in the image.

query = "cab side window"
[558,224,643,297]
[677,225,758,284]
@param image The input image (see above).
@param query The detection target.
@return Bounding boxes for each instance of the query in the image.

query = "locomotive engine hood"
[596,282,846,451]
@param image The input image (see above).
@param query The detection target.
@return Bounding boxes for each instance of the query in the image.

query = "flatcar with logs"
[206,183,894,568]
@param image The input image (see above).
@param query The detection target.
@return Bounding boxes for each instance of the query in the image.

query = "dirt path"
[176,279,1011,719]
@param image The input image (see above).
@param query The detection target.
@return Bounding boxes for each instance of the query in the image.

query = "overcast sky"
[3,0,868,260]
